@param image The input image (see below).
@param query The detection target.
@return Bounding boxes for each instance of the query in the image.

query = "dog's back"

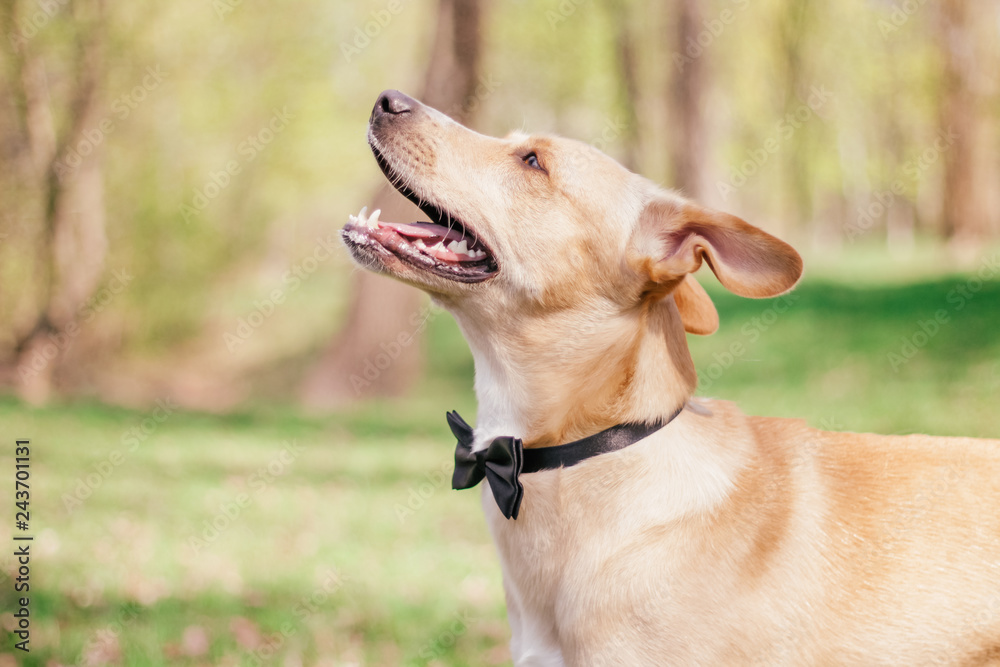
[508,401,1000,665]
[750,414,1000,664]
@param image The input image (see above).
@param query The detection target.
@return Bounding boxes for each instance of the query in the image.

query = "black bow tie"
[448,406,683,520]
[448,411,524,519]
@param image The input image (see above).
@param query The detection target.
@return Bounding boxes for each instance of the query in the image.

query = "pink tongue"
[378,221,468,244]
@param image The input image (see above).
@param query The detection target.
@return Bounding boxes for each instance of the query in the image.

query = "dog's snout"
[373,90,416,121]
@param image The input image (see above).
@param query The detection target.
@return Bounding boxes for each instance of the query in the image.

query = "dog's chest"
[484,495,567,666]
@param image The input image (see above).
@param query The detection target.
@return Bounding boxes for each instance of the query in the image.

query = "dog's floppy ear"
[673,275,719,335]
[634,196,803,298]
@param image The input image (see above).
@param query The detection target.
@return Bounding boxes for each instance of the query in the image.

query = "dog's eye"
[522,152,543,171]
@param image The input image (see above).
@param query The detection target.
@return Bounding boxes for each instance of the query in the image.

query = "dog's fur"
[344,91,1000,666]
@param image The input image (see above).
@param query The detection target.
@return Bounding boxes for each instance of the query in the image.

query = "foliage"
[2,0,998,395]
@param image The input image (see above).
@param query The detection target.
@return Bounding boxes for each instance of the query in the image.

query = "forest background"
[1,0,999,664]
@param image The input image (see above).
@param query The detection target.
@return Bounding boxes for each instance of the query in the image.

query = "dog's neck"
[450,297,697,450]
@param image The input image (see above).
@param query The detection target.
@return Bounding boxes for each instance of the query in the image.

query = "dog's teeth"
[414,239,427,250]
[447,240,469,255]
[367,208,381,228]
[358,206,368,220]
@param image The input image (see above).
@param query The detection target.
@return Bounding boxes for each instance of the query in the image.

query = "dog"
[342,90,1000,666]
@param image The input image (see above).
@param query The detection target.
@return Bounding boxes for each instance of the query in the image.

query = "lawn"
[1,256,999,666]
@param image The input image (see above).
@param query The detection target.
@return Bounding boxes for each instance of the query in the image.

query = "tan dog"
[342,90,1000,666]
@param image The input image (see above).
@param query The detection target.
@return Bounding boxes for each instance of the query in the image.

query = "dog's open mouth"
[342,148,498,283]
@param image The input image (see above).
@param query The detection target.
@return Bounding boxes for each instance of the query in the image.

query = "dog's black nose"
[373,90,415,119]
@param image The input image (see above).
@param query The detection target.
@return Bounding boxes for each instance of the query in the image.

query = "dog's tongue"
[376,220,486,262]
[378,221,467,244]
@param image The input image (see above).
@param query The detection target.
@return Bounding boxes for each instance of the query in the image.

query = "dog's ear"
[673,275,719,335]
[634,196,803,298]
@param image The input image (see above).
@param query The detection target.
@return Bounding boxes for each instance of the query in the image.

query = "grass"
[0,258,998,665]
[0,398,504,666]
[689,271,1000,438]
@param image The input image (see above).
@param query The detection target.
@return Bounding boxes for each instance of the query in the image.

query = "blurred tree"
[1,0,998,412]
[875,38,918,253]
[605,0,641,171]
[300,0,486,409]
[0,0,108,404]
[665,0,708,199]
[776,0,816,230]
[936,0,1000,251]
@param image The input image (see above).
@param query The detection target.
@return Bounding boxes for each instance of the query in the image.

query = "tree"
[665,0,708,199]
[936,0,1000,252]
[604,0,641,172]
[1,0,108,404]
[775,0,817,231]
[300,0,486,408]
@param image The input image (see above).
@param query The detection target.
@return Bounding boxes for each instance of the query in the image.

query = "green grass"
[0,398,506,666]
[0,262,998,665]
[689,271,1000,438]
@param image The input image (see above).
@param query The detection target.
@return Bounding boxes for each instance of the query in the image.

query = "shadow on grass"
[700,274,1000,372]
[692,274,1000,436]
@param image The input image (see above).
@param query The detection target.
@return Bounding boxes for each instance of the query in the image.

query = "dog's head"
[343,90,801,324]
[343,91,802,435]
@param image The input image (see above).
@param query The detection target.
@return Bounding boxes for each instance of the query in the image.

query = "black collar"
[448,405,684,519]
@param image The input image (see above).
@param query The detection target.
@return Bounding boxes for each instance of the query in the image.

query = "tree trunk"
[937,0,999,254]
[666,0,708,199]
[776,1,814,234]
[4,0,108,404]
[300,0,485,409]
[605,0,641,171]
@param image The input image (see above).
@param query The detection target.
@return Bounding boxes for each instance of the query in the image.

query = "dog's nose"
[373,90,415,120]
